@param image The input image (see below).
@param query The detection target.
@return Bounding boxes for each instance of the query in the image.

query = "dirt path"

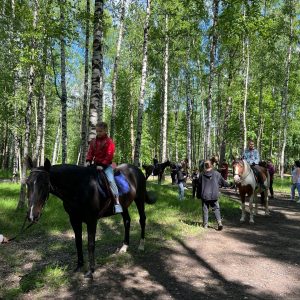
[3,191,300,299]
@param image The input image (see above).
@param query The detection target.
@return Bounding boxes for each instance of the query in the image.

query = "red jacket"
[86,135,115,166]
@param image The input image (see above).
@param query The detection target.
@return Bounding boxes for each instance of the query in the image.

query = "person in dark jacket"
[197,160,231,230]
[191,168,199,198]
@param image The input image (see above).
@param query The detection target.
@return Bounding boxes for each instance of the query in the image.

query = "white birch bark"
[161,13,169,162]
[60,0,68,164]
[133,0,151,166]
[204,0,219,159]
[79,0,91,165]
[110,0,126,139]
[18,0,38,208]
[89,0,104,141]
[280,7,293,178]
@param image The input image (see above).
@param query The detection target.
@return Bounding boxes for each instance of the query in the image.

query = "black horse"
[25,157,156,279]
[142,160,171,184]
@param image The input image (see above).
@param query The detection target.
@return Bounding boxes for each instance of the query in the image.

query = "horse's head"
[232,159,245,183]
[26,157,51,223]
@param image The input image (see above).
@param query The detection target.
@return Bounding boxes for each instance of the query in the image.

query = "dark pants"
[202,200,221,225]
[269,178,274,197]
[192,180,197,198]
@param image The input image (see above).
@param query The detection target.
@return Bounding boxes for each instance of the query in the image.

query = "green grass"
[0,169,12,179]
[0,177,291,298]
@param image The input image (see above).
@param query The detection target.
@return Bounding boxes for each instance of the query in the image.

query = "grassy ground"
[0,175,291,298]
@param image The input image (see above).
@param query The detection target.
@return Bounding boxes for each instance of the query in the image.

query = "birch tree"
[110,0,126,139]
[60,0,68,164]
[204,0,219,159]
[18,0,38,208]
[89,0,104,141]
[79,0,91,165]
[133,0,151,166]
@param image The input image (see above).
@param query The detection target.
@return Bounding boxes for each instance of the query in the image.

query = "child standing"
[196,160,231,230]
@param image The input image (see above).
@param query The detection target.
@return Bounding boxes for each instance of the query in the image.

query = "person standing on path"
[177,164,186,201]
[291,160,300,203]
[196,160,231,230]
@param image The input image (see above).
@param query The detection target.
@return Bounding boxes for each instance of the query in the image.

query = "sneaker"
[290,198,295,201]
[296,200,300,204]
[217,223,223,231]
[114,204,123,214]
[203,224,208,229]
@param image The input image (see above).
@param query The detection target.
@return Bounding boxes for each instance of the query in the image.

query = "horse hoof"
[240,219,245,223]
[84,270,94,280]
[249,220,255,224]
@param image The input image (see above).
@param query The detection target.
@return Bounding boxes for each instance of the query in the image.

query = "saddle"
[95,168,130,197]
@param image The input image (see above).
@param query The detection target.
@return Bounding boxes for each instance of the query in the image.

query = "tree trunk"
[52,115,61,165]
[110,0,126,139]
[161,13,169,162]
[280,6,293,178]
[79,0,91,165]
[204,0,219,159]
[33,37,48,166]
[18,0,38,208]
[133,0,151,167]
[89,0,104,141]
[60,0,68,164]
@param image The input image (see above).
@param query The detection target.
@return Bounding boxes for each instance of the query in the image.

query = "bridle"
[233,160,252,182]
[9,169,51,242]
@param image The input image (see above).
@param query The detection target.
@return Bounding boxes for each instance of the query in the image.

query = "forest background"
[0,0,299,205]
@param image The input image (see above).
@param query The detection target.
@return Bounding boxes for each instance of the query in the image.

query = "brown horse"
[232,159,270,223]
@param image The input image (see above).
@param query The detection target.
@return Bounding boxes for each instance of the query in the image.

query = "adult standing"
[291,160,300,203]
[177,164,186,201]
[86,122,123,213]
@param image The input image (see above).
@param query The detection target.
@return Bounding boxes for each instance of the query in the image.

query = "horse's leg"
[240,193,246,223]
[119,208,131,253]
[249,193,255,224]
[84,220,97,279]
[136,198,146,251]
[69,217,84,272]
[264,190,270,215]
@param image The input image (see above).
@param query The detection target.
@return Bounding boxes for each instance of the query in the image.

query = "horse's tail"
[145,190,157,204]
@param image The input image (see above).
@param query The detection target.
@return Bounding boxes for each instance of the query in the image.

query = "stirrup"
[114,204,123,214]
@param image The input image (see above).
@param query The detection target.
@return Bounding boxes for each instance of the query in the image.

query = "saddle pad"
[114,172,130,196]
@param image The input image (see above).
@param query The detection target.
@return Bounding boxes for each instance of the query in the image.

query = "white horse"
[232,159,270,223]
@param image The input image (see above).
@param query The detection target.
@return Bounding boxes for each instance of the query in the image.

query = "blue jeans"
[104,165,119,197]
[291,183,300,200]
[178,182,184,200]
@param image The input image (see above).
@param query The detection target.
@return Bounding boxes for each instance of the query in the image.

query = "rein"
[8,168,50,242]
[8,215,35,242]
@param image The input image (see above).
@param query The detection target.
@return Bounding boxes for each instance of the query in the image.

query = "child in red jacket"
[86,122,123,213]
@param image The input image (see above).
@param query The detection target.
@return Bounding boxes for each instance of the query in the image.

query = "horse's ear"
[26,156,34,170]
[44,158,51,172]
